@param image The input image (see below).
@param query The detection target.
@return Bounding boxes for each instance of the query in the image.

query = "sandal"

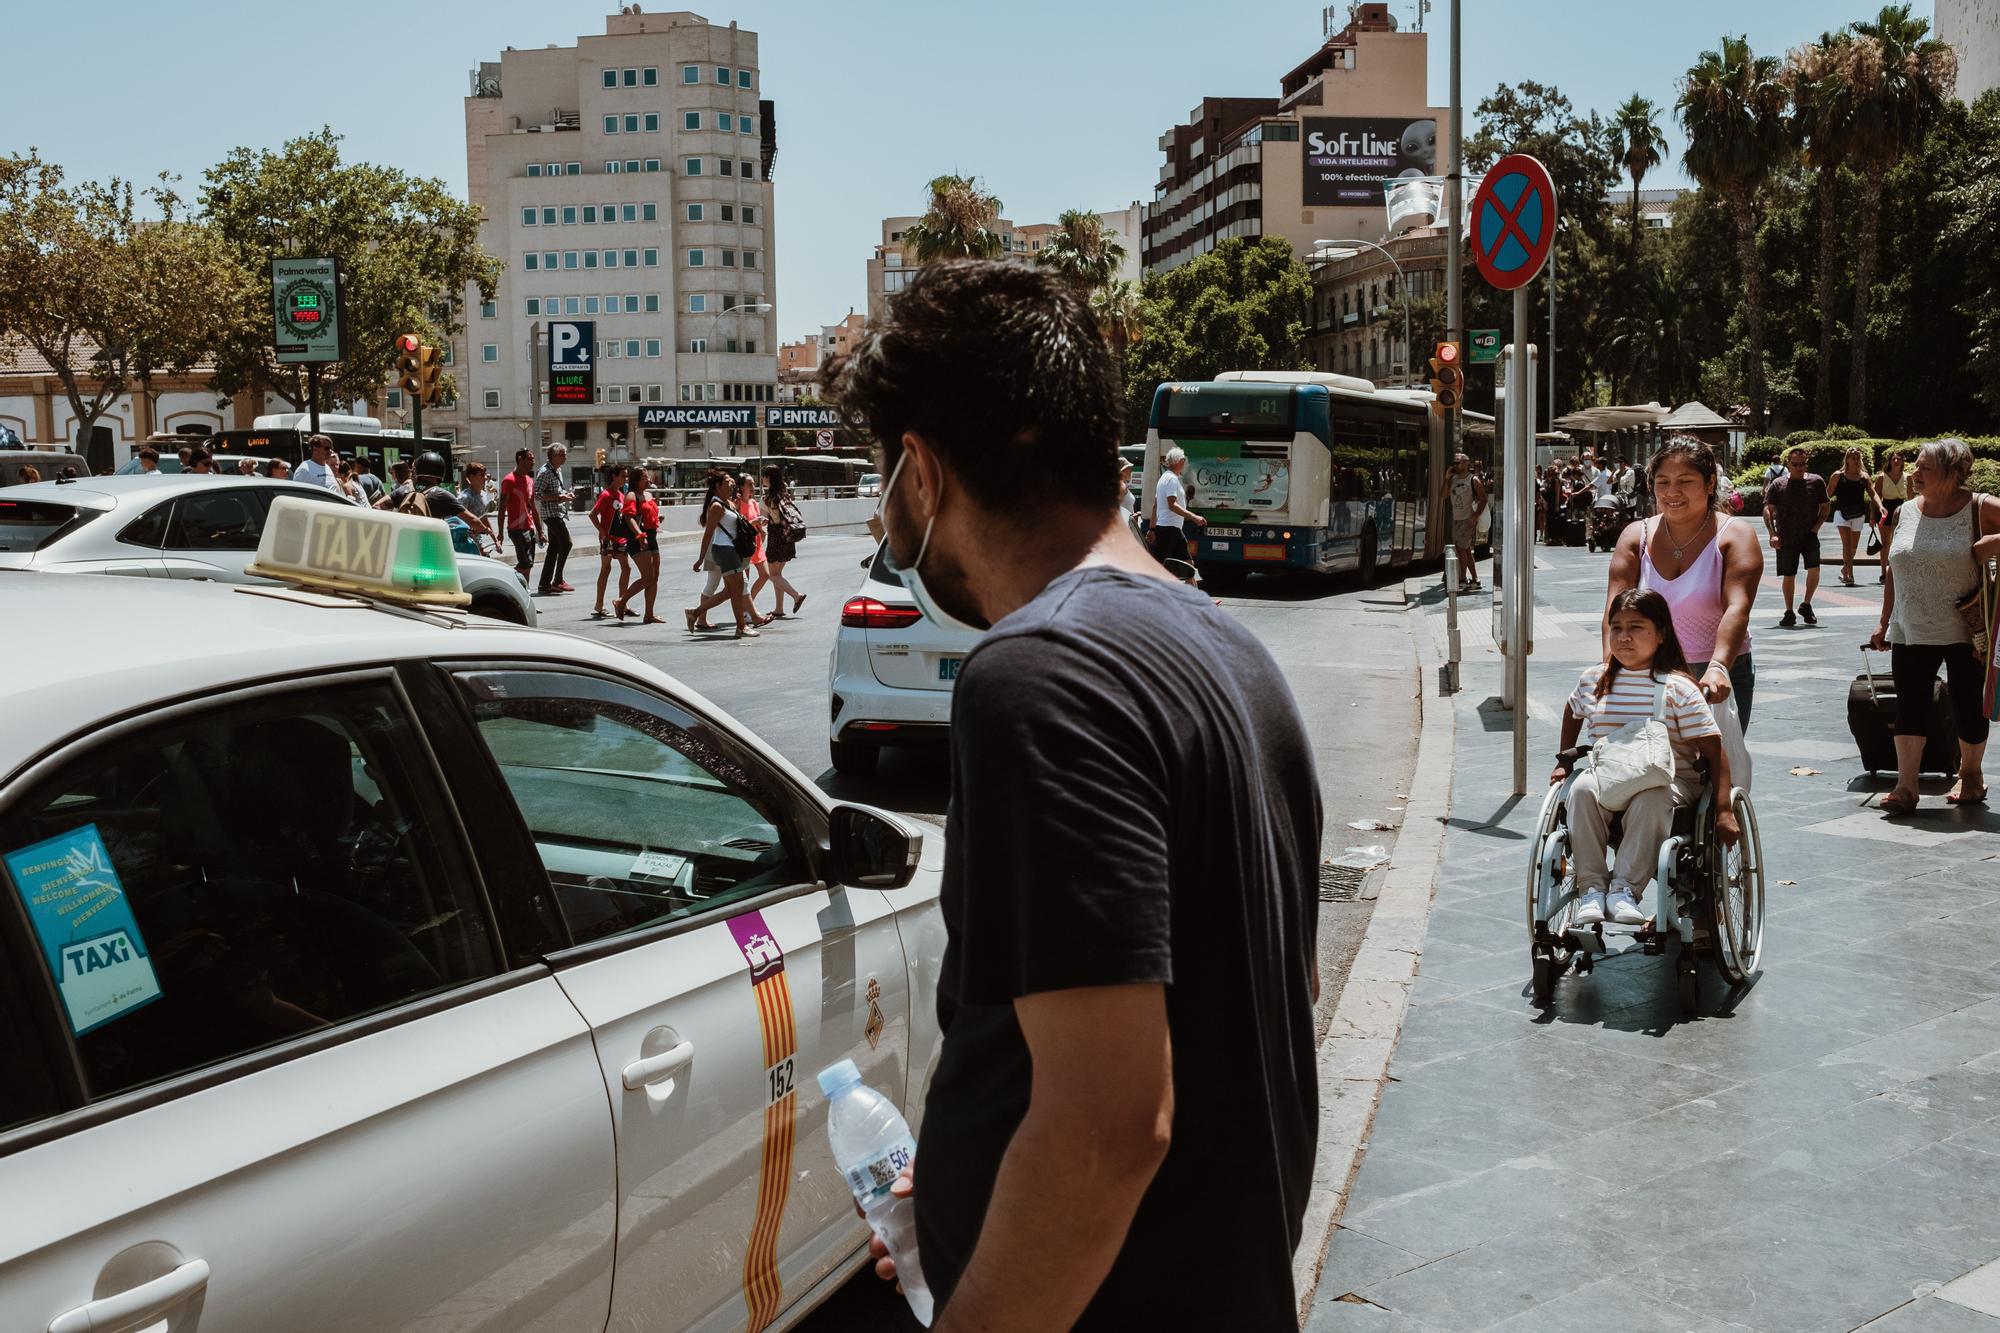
[591,609,608,620]
[1947,782,1989,806]
[793,594,808,613]
[1879,790,1920,815]
[642,615,665,625]
[683,608,699,633]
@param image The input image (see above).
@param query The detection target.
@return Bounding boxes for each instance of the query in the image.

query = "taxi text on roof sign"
[249,497,470,607]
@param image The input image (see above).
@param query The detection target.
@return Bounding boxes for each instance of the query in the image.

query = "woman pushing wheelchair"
[1552,590,1739,929]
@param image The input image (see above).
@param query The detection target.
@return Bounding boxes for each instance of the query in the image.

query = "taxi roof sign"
[249,496,469,607]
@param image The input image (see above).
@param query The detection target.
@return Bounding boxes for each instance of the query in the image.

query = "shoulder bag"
[1955,497,1996,666]
[782,496,808,543]
[1590,676,1675,811]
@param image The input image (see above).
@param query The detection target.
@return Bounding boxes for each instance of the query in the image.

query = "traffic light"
[1429,341,1464,420]
[416,345,443,406]
[595,448,607,469]
[395,333,423,397]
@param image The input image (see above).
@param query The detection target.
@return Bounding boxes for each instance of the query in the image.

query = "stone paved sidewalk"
[1308,546,2000,1333]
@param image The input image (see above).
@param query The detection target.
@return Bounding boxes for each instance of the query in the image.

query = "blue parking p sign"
[548,320,594,404]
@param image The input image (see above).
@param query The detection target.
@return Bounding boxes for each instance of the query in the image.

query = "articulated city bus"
[1143,371,1489,589]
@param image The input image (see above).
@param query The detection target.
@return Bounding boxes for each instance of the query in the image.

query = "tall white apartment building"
[463,8,778,469]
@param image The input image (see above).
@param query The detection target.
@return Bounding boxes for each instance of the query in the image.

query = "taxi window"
[165,489,266,551]
[0,956,60,1133]
[0,499,94,554]
[0,682,500,1103]
[458,670,807,947]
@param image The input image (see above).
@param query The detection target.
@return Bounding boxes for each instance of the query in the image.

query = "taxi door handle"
[49,1258,210,1333]
[621,1040,695,1091]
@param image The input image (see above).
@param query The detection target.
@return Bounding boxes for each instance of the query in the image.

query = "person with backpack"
[683,469,761,638]
[397,452,494,543]
[754,465,808,619]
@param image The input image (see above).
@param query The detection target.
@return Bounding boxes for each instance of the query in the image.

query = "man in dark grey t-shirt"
[827,261,1321,1331]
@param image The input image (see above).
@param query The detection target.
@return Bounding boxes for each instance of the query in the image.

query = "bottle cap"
[817,1058,862,1097]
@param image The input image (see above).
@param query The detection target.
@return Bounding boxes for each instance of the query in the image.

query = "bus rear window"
[1160,386,1295,436]
[0,501,93,553]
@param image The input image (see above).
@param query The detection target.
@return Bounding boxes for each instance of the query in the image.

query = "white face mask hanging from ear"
[874,450,989,635]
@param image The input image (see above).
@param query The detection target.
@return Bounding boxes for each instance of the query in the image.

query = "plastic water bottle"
[819,1059,934,1326]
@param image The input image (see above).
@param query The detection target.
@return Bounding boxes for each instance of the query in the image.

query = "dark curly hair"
[822,260,1124,515]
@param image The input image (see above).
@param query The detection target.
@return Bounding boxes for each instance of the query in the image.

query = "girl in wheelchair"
[1552,589,1739,928]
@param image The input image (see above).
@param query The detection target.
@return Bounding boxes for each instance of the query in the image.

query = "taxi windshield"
[0,500,95,554]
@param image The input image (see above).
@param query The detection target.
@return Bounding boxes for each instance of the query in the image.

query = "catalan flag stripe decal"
[729,911,797,1332]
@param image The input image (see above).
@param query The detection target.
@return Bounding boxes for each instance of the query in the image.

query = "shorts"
[707,545,745,575]
[599,535,628,557]
[635,531,659,555]
[508,528,537,567]
[1832,511,1868,531]
[1451,515,1477,549]
[1150,525,1189,565]
[1775,537,1821,576]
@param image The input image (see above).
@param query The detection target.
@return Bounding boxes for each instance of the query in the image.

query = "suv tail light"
[841,596,923,630]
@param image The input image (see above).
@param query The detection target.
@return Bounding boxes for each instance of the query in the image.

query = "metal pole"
[1445,0,1462,449]
[1509,288,1531,795]
[1548,243,1557,433]
[307,364,321,434]
[411,376,424,449]
[528,320,543,457]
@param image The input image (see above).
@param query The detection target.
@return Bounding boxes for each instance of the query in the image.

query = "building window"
[621,203,636,222]
[645,293,660,312]
[566,162,580,175]
[719,158,734,177]
[721,204,735,222]
[745,340,757,355]
[604,249,619,268]
[716,66,729,84]
[741,160,755,179]
[688,338,707,353]
[683,111,701,131]
[562,251,578,269]
[687,249,704,267]
[738,115,754,134]
[643,67,658,86]
[625,339,641,358]
[688,294,706,312]
[686,203,703,222]
[722,294,737,311]
[539,207,555,226]
[626,291,640,310]
[683,157,702,176]
[645,339,661,357]
[584,251,598,269]
[602,68,617,88]
[642,202,656,221]
[605,161,620,174]
[609,385,625,403]
[721,248,736,268]
[625,248,640,267]
[643,248,658,267]
[564,297,580,315]
[622,114,638,134]
[625,159,640,173]
[618,68,634,87]
[521,207,537,226]
[643,159,660,172]
[605,340,620,359]
[481,343,498,363]
[726,338,739,354]
[583,205,597,224]
[483,389,501,409]
[527,164,542,178]
[648,384,664,402]
[682,65,699,83]
[742,205,756,224]
[525,253,539,271]
[744,250,758,269]
[585,296,599,313]
[526,297,541,315]
[562,206,577,225]
[738,69,752,88]
[604,115,619,134]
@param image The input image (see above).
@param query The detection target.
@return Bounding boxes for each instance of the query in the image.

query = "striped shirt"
[1567,665,1718,776]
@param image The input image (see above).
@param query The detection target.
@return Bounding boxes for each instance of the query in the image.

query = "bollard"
[1440,548,1463,695]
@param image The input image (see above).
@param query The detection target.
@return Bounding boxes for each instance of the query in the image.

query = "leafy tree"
[899,175,1005,262]
[1844,4,1957,428]
[1035,208,1126,296]
[1608,95,1669,400]
[199,128,498,412]
[1784,32,1862,427]
[1679,35,1791,434]
[1943,93,2000,418]
[1122,236,1309,436]
[128,180,257,424]
[1091,279,1144,347]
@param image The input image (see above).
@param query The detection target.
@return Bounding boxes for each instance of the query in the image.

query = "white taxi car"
[827,542,980,775]
[0,499,944,1333]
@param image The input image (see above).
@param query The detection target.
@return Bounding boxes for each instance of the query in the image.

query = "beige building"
[1939,0,2000,103]
[776,311,863,400]
[462,7,778,470]
[1142,2,1449,275]
[1303,228,1447,387]
[866,203,1143,322]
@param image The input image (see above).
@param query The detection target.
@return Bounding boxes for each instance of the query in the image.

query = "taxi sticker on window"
[729,909,797,1332]
[629,849,688,881]
[4,824,162,1035]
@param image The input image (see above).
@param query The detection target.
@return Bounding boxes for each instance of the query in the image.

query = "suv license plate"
[938,657,964,681]
[1207,526,1242,538]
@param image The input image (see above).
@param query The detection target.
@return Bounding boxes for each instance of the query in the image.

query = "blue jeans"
[1692,654,1755,734]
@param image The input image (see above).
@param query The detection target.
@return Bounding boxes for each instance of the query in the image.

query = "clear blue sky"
[9,0,1931,344]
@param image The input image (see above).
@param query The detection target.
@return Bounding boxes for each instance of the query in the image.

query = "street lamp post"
[738,302,774,461]
[1314,239,1411,387]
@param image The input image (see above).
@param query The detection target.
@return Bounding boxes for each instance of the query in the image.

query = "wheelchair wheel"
[1709,789,1766,985]
[1525,783,1575,1003]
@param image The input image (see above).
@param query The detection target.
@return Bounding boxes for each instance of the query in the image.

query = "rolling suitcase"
[1849,648,1959,776]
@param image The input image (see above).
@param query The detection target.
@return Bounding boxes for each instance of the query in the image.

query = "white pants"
[1568,769,1705,898]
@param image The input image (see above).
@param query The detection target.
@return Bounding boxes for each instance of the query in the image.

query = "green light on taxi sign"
[393,527,459,593]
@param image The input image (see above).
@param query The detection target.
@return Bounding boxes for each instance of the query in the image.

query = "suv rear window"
[0,500,93,554]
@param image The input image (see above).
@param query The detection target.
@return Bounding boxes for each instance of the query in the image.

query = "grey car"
[0,474,538,624]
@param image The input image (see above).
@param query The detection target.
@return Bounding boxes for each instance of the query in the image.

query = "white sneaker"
[1572,891,1607,926]
[1607,888,1647,925]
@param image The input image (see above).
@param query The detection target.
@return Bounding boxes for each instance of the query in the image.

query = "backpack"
[398,486,432,518]
[728,507,759,559]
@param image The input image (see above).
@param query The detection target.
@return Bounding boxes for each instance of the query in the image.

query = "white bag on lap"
[1591,677,1674,811]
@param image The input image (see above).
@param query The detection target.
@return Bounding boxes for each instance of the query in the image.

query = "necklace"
[1660,513,1712,565]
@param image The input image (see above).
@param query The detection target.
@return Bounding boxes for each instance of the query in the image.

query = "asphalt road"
[551,529,1427,1329]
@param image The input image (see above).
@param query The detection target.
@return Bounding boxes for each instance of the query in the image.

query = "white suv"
[827,542,980,774]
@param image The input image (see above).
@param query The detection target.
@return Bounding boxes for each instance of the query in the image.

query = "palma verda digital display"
[270,256,343,364]
[289,290,322,324]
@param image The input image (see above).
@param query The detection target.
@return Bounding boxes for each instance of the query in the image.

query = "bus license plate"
[1208,526,1242,538]
[938,657,964,682]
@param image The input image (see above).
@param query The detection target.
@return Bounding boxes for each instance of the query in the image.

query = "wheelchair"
[1527,743,1766,1015]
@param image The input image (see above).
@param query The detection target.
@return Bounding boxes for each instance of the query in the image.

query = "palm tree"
[1036,208,1127,296]
[899,175,1005,263]
[1679,35,1791,434]
[1609,95,1668,401]
[1844,5,1957,429]
[1784,32,1861,428]
[1091,279,1144,346]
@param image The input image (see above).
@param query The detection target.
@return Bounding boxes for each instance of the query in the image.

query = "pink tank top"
[1637,516,1749,665]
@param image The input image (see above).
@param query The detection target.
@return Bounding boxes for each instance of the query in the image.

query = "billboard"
[1303,117,1438,207]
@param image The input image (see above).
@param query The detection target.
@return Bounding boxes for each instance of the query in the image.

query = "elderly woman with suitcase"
[1867,438,2000,814]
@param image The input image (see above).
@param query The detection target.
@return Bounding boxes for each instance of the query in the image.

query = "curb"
[1291,576,1456,1324]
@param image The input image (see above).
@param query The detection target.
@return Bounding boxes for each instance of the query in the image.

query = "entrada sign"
[766,405,841,429]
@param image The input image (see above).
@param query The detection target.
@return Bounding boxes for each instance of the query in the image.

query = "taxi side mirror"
[827,804,920,889]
